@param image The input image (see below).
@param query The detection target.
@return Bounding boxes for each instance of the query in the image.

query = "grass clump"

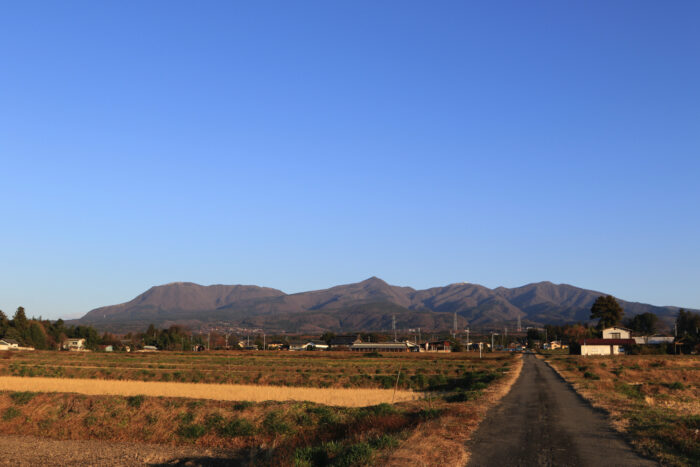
[217,417,255,437]
[126,395,145,408]
[10,391,36,405]
[2,407,21,421]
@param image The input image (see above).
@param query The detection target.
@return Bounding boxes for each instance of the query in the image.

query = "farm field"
[0,350,521,466]
[543,354,700,467]
[1,350,493,391]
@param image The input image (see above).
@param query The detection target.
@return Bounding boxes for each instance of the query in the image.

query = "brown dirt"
[0,433,240,466]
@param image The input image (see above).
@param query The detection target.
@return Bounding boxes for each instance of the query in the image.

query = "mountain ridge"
[74,278,693,333]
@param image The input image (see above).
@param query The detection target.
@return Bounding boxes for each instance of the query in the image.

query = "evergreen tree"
[590,295,624,329]
[13,307,28,330]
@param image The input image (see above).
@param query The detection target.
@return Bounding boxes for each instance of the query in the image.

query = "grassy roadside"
[542,354,699,466]
[0,352,521,466]
[382,352,524,466]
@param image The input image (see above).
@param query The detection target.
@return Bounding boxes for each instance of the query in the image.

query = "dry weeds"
[0,376,417,407]
[383,354,524,467]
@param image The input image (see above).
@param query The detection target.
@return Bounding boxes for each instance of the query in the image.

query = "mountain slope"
[74,278,692,332]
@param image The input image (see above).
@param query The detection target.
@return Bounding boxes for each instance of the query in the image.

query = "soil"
[0,434,242,466]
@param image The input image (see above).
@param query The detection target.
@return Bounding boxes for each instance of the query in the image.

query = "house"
[633,335,675,345]
[303,341,329,351]
[350,342,410,352]
[424,340,451,352]
[0,339,19,351]
[63,338,87,351]
[136,345,158,353]
[569,327,636,356]
[328,335,362,349]
[602,327,631,339]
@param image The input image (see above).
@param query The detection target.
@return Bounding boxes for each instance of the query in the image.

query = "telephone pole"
[392,315,397,342]
[452,312,457,339]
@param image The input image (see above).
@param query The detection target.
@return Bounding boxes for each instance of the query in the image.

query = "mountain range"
[73,277,691,333]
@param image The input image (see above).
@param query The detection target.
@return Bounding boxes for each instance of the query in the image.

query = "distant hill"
[73,277,692,333]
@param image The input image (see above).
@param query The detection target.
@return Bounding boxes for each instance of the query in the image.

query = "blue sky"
[1,1,699,320]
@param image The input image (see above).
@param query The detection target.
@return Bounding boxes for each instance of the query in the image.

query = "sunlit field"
[543,354,699,467]
[0,350,521,466]
[0,349,504,391]
[0,376,417,406]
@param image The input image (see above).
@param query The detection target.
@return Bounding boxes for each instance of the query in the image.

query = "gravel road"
[0,434,242,466]
[466,353,658,467]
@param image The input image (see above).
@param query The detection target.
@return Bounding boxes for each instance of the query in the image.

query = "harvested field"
[0,350,520,466]
[543,354,700,467]
[0,349,506,391]
[0,376,417,406]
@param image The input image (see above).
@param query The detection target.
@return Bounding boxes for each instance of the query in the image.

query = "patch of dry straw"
[0,376,417,407]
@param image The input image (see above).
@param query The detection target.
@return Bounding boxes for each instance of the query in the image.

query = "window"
[611,332,621,339]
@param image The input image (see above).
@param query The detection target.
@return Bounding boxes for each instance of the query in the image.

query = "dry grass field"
[0,376,417,406]
[0,350,494,391]
[543,354,700,467]
[0,350,520,466]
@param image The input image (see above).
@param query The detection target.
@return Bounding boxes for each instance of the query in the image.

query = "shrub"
[583,371,600,380]
[416,408,443,420]
[616,383,644,400]
[263,411,291,435]
[334,442,374,467]
[2,407,21,421]
[218,417,255,437]
[233,401,254,411]
[667,381,684,390]
[177,423,207,439]
[10,392,36,405]
[126,395,145,408]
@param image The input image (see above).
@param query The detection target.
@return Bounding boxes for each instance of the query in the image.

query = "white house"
[576,327,635,356]
[0,339,20,350]
[602,327,631,339]
[63,338,87,351]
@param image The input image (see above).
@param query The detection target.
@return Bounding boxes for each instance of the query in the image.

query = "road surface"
[466,353,658,467]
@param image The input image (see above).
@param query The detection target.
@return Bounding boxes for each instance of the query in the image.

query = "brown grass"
[383,353,524,467]
[542,354,700,466]
[0,376,418,407]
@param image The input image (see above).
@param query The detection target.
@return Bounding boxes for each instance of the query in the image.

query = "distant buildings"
[62,338,87,351]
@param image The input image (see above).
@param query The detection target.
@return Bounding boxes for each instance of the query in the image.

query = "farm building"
[0,339,19,350]
[569,327,636,356]
[424,340,451,352]
[633,335,675,345]
[62,338,87,351]
[329,335,362,349]
[303,341,329,351]
[350,342,410,352]
[574,338,636,356]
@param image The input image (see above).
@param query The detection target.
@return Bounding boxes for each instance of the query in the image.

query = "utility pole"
[452,312,457,339]
[263,333,266,351]
[392,315,397,342]
[466,328,470,352]
[207,332,210,351]
[418,328,421,344]
[225,333,229,350]
[517,315,522,332]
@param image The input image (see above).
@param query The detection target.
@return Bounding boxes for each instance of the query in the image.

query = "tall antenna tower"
[517,315,522,332]
[392,314,397,342]
[453,312,458,338]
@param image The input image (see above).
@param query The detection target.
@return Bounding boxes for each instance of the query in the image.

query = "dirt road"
[466,353,658,467]
[0,434,241,466]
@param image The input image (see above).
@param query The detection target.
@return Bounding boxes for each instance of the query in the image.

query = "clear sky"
[1,1,699,320]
